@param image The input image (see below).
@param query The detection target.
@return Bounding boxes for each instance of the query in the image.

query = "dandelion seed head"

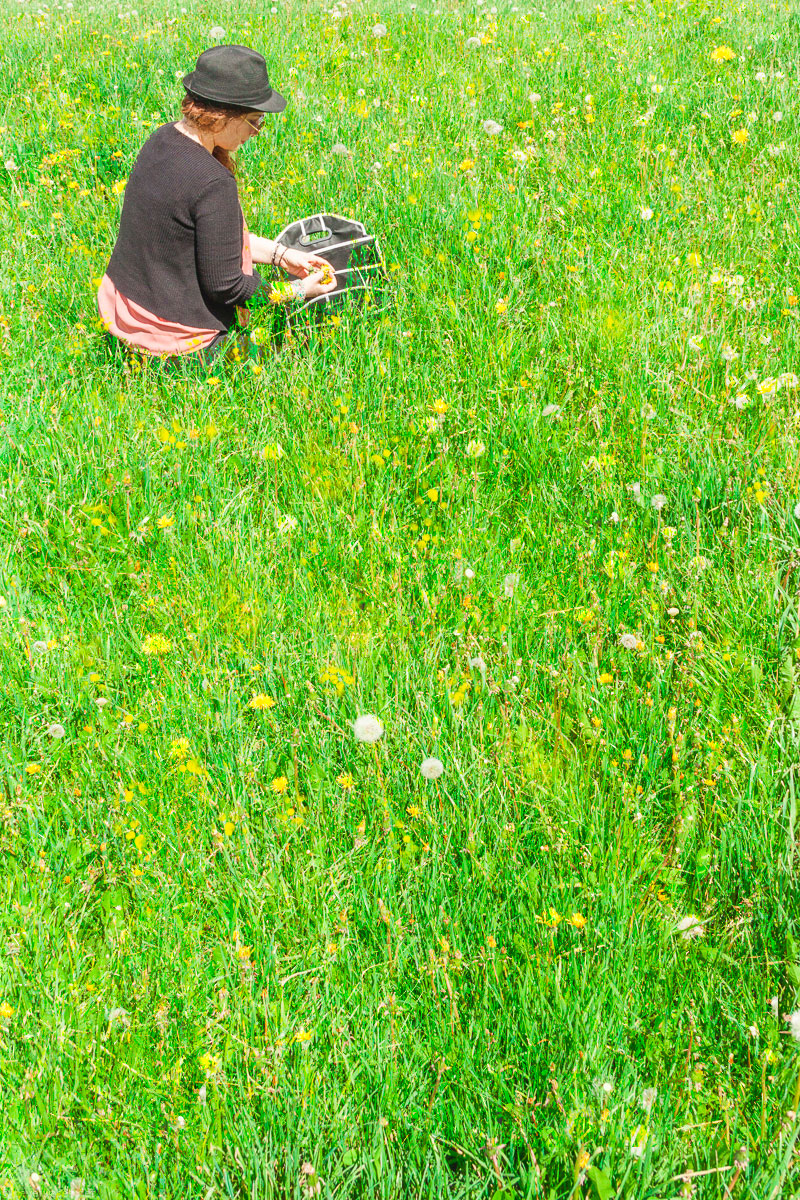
[420,756,444,780]
[353,714,384,743]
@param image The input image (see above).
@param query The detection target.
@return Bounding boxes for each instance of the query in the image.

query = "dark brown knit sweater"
[105,122,266,332]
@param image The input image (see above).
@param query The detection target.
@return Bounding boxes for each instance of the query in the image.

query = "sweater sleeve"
[193,176,266,307]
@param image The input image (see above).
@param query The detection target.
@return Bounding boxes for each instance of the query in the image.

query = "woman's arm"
[249,234,282,265]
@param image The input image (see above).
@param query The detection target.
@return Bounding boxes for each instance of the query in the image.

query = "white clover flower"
[620,633,639,650]
[651,494,667,511]
[483,118,504,136]
[208,24,226,38]
[641,1087,657,1113]
[789,1011,800,1041]
[420,757,444,780]
[47,722,66,739]
[353,714,384,743]
[372,22,387,37]
[503,572,520,598]
[640,206,654,221]
[675,915,704,940]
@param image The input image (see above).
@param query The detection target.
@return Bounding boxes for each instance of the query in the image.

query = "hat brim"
[182,74,287,113]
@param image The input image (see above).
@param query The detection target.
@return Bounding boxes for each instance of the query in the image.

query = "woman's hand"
[300,267,338,300]
[278,246,336,281]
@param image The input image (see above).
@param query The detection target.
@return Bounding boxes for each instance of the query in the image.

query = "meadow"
[1,0,800,1194]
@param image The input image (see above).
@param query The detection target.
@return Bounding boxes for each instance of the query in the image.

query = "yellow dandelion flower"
[732,127,748,145]
[0,1001,14,1020]
[142,634,171,656]
[459,158,475,172]
[248,693,275,710]
[710,44,735,64]
[156,515,175,530]
[271,776,289,795]
[25,763,41,775]
[337,773,354,789]
[169,738,190,760]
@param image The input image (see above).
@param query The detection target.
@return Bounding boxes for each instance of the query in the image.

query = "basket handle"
[298,225,333,247]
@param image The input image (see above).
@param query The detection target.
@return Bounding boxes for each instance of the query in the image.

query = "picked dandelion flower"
[420,757,444,780]
[353,714,384,743]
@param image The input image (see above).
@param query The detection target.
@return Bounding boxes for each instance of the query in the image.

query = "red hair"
[180,91,253,177]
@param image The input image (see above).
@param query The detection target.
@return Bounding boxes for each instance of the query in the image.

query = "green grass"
[1,0,800,1195]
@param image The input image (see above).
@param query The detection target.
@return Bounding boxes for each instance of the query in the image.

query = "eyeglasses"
[242,114,265,134]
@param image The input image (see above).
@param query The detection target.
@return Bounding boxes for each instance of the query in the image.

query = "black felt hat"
[182,45,287,113]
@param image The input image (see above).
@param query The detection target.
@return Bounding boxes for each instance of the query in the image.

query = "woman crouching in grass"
[97,44,336,370]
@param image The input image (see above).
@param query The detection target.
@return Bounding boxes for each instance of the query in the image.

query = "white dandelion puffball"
[793,502,800,520]
[769,996,779,1019]
[529,92,541,104]
[465,35,482,48]
[372,22,387,37]
[676,915,704,941]
[483,119,504,136]
[95,696,109,708]
[420,757,444,780]
[31,640,48,656]
[331,143,352,156]
[541,403,561,418]
[503,572,520,598]
[208,24,226,38]
[5,158,19,172]
[353,714,384,744]
[640,206,654,221]
[789,1011,800,1041]
[619,633,639,650]
[47,722,66,739]
[641,1087,657,1113]
[651,493,668,511]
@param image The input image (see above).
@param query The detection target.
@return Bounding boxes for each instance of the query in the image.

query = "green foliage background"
[1,0,800,1195]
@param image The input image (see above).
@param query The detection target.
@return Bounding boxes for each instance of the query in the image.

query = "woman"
[97,44,336,366]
